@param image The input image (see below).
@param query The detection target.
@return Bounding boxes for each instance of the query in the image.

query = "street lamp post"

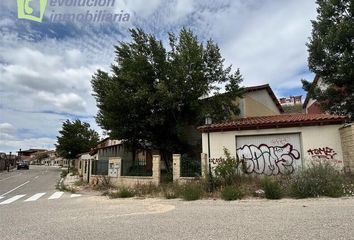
[205,116,214,192]
[8,152,12,172]
[67,151,71,173]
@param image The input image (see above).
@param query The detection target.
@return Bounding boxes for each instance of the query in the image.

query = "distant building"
[279,95,302,106]
[18,149,47,164]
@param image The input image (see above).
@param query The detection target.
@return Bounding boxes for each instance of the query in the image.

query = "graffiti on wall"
[307,147,342,164]
[236,143,300,175]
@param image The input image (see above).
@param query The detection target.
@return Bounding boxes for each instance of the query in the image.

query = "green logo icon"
[17,0,48,22]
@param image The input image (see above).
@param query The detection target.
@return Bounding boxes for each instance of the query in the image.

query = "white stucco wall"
[246,89,281,115]
[202,124,344,175]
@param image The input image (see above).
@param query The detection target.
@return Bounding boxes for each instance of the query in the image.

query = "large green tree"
[303,0,354,117]
[91,28,243,163]
[56,120,100,159]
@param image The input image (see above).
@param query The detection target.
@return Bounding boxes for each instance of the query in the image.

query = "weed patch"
[261,177,282,199]
[221,186,244,201]
[290,162,345,198]
[181,183,204,201]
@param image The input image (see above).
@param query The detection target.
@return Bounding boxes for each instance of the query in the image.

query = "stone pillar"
[340,124,354,173]
[152,155,161,186]
[201,153,208,178]
[173,154,181,182]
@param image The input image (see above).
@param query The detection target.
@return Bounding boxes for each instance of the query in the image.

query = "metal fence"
[180,155,201,177]
[123,158,152,176]
[91,160,108,175]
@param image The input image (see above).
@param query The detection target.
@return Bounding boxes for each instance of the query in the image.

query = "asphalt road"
[0,165,61,197]
[1,167,354,240]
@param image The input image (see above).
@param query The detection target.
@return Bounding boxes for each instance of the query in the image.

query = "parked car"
[17,161,29,170]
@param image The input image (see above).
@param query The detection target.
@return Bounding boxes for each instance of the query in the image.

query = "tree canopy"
[56,119,100,159]
[303,0,354,118]
[91,28,244,159]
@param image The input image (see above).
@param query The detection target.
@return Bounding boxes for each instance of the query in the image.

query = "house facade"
[303,75,326,114]
[199,114,349,175]
[18,149,47,164]
[234,84,284,118]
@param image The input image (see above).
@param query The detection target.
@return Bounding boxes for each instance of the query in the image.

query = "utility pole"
[205,116,214,192]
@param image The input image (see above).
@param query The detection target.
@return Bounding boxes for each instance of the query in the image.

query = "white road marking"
[0,181,30,197]
[0,196,3,200]
[70,194,81,198]
[0,195,26,205]
[24,193,46,202]
[34,176,39,179]
[48,192,64,200]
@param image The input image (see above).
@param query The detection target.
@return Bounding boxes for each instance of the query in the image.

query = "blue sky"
[0,0,317,152]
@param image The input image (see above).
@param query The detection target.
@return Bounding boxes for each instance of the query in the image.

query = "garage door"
[236,133,302,176]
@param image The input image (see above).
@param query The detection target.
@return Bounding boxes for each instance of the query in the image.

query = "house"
[279,96,302,106]
[18,149,47,164]
[303,75,326,114]
[198,114,351,175]
[77,152,95,183]
[185,84,284,156]
[0,152,18,171]
[40,150,60,165]
[233,84,284,118]
[88,138,157,177]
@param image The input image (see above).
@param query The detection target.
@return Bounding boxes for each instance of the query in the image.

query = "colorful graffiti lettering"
[236,143,300,175]
[307,147,340,162]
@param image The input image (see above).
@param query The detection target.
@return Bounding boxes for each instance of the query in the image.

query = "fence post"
[201,153,208,178]
[152,155,161,186]
[173,154,181,182]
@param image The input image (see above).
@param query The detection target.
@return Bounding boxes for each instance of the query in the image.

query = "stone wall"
[340,124,354,173]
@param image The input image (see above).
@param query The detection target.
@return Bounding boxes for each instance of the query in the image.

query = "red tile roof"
[198,114,347,132]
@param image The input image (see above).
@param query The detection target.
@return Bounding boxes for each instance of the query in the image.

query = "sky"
[0,0,317,153]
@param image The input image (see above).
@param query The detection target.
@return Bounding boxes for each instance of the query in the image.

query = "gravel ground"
[1,196,354,240]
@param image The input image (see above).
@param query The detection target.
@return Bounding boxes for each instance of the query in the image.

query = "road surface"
[1,166,353,240]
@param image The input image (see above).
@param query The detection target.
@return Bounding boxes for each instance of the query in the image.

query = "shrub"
[110,187,135,198]
[60,170,68,178]
[214,148,242,186]
[261,177,282,199]
[221,186,244,201]
[134,183,160,197]
[162,183,181,199]
[181,184,204,201]
[93,176,115,191]
[289,162,345,198]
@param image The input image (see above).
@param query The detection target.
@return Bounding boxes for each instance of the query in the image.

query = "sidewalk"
[61,173,100,196]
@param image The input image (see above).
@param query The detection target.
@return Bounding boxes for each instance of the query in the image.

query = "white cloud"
[0,0,318,152]
[0,123,16,134]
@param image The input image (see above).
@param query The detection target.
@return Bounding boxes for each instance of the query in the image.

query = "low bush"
[60,170,68,178]
[261,177,282,199]
[162,183,181,199]
[74,179,86,186]
[221,186,244,201]
[110,187,135,198]
[214,148,242,186]
[134,183,160,197]
[289,162,345,198]
[181,183,204,201]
